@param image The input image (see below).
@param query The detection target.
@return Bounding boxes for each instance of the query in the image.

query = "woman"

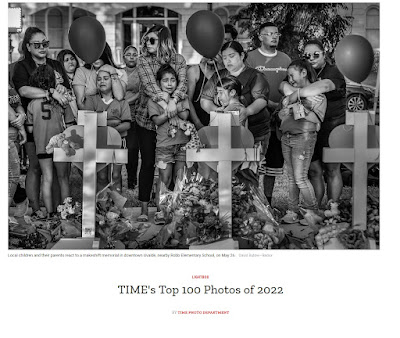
[12,26,71,219]
[57,49,78,85]
[123,45,141,189]
[135,24,187,222]
[187,54,224,130]
[57,49,79,119]
[280,39,346,216]
[200,41,270,186]
[72,42,127,110]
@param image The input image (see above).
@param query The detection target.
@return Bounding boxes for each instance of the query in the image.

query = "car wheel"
[347,94,367,111]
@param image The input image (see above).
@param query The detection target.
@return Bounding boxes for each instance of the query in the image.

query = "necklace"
[317,62,326,78]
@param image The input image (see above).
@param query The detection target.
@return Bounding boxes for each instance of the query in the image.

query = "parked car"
[346,80,375,112]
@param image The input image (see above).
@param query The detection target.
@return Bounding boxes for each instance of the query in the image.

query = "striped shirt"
[135,53,187,131]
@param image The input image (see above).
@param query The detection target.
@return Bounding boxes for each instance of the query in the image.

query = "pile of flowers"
[158,171,283,249]
[57,197,82,220]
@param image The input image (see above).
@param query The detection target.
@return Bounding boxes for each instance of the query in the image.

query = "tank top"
[192,66,210,126]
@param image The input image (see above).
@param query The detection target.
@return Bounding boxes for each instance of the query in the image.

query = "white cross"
[53,111,128,238]
[323,111,379,229]
[186,112,260,235]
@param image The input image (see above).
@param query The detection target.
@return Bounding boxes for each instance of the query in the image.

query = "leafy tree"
[231,3,353,60]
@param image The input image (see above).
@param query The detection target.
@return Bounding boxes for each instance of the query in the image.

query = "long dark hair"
[141,24,176,63]
[28,64,56,90]
[21,27,46,60]
[288,59,318,84]
[84,42,117,69]
[57,49,78,72]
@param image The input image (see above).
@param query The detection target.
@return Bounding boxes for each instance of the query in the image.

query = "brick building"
[8,2,379,65]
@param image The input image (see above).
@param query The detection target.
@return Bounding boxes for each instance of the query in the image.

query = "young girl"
[26,65,75,219]
[83,66,131,193]
[216,75,244,113]
[279,59,327,226]
[148,64,190,225]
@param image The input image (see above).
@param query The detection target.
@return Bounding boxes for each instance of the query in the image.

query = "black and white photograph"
[2,1,398,337]
[6,1,381,250]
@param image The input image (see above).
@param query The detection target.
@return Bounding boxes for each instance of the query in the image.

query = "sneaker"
[154,211,166,225]
[13,198,29,217]
[281,210,300,224]
[324,200,340,218]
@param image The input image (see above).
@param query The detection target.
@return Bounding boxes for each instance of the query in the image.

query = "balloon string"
[213,60,223,88]
[194,62,208,103]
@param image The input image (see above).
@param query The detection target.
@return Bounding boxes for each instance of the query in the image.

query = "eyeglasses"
[260,32,281,37]
[28,41,50,49]
[303,51,323,60]
[143,37,158,45]
[124,53,138,58]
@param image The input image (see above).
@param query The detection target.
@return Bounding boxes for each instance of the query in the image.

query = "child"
[216,75,244,114]
[148,64,191,225]
[83,65,131,193]
[278,59,327,226]
[26,65,75,219]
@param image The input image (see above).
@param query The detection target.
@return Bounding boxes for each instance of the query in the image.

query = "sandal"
[154,211,166,225]
[137,214,149,222]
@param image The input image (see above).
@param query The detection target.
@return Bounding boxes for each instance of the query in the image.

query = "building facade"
[8,2,380,65]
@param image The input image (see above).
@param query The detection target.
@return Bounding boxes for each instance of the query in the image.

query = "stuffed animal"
[46,133,80,156]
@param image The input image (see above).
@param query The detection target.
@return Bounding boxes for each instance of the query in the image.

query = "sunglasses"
[303,51,323,60]
[29,41,50,49]
[260,32,281,37]
[144,37,158,45]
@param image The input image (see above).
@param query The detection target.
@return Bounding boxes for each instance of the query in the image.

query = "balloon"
[334,35,374,83]
[68,16,106,64]
[328,124,379,171]
[186,10,224,59]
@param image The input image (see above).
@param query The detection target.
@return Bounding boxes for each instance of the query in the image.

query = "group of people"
[8,21,346,227]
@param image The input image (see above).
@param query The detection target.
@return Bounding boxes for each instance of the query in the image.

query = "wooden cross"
[323,111,379,230]
[53,110,128,238]
[186,112,260,234]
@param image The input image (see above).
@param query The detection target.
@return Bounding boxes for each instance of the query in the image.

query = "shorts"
[312,114,346,162]
[155,144,186,169]
[264,130,284,175]
[254,130,270,158]
[37,153,53,159]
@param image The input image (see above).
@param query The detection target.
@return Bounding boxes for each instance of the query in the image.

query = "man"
[247,22,291,207]
[224,24,238,43]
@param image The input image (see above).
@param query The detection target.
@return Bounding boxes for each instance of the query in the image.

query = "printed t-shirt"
[27,99,75,155]
[83,95,131,137]
[148,98,190,148]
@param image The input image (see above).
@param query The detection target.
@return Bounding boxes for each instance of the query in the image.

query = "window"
[47,8,63,48]
[366,7,379,49]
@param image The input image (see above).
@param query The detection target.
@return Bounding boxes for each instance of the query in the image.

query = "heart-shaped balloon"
[197,125,255,172]
[63,125,122,172]
[328,124,379,171]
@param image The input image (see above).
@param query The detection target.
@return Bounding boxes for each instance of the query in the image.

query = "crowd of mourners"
[9,22,347,226]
